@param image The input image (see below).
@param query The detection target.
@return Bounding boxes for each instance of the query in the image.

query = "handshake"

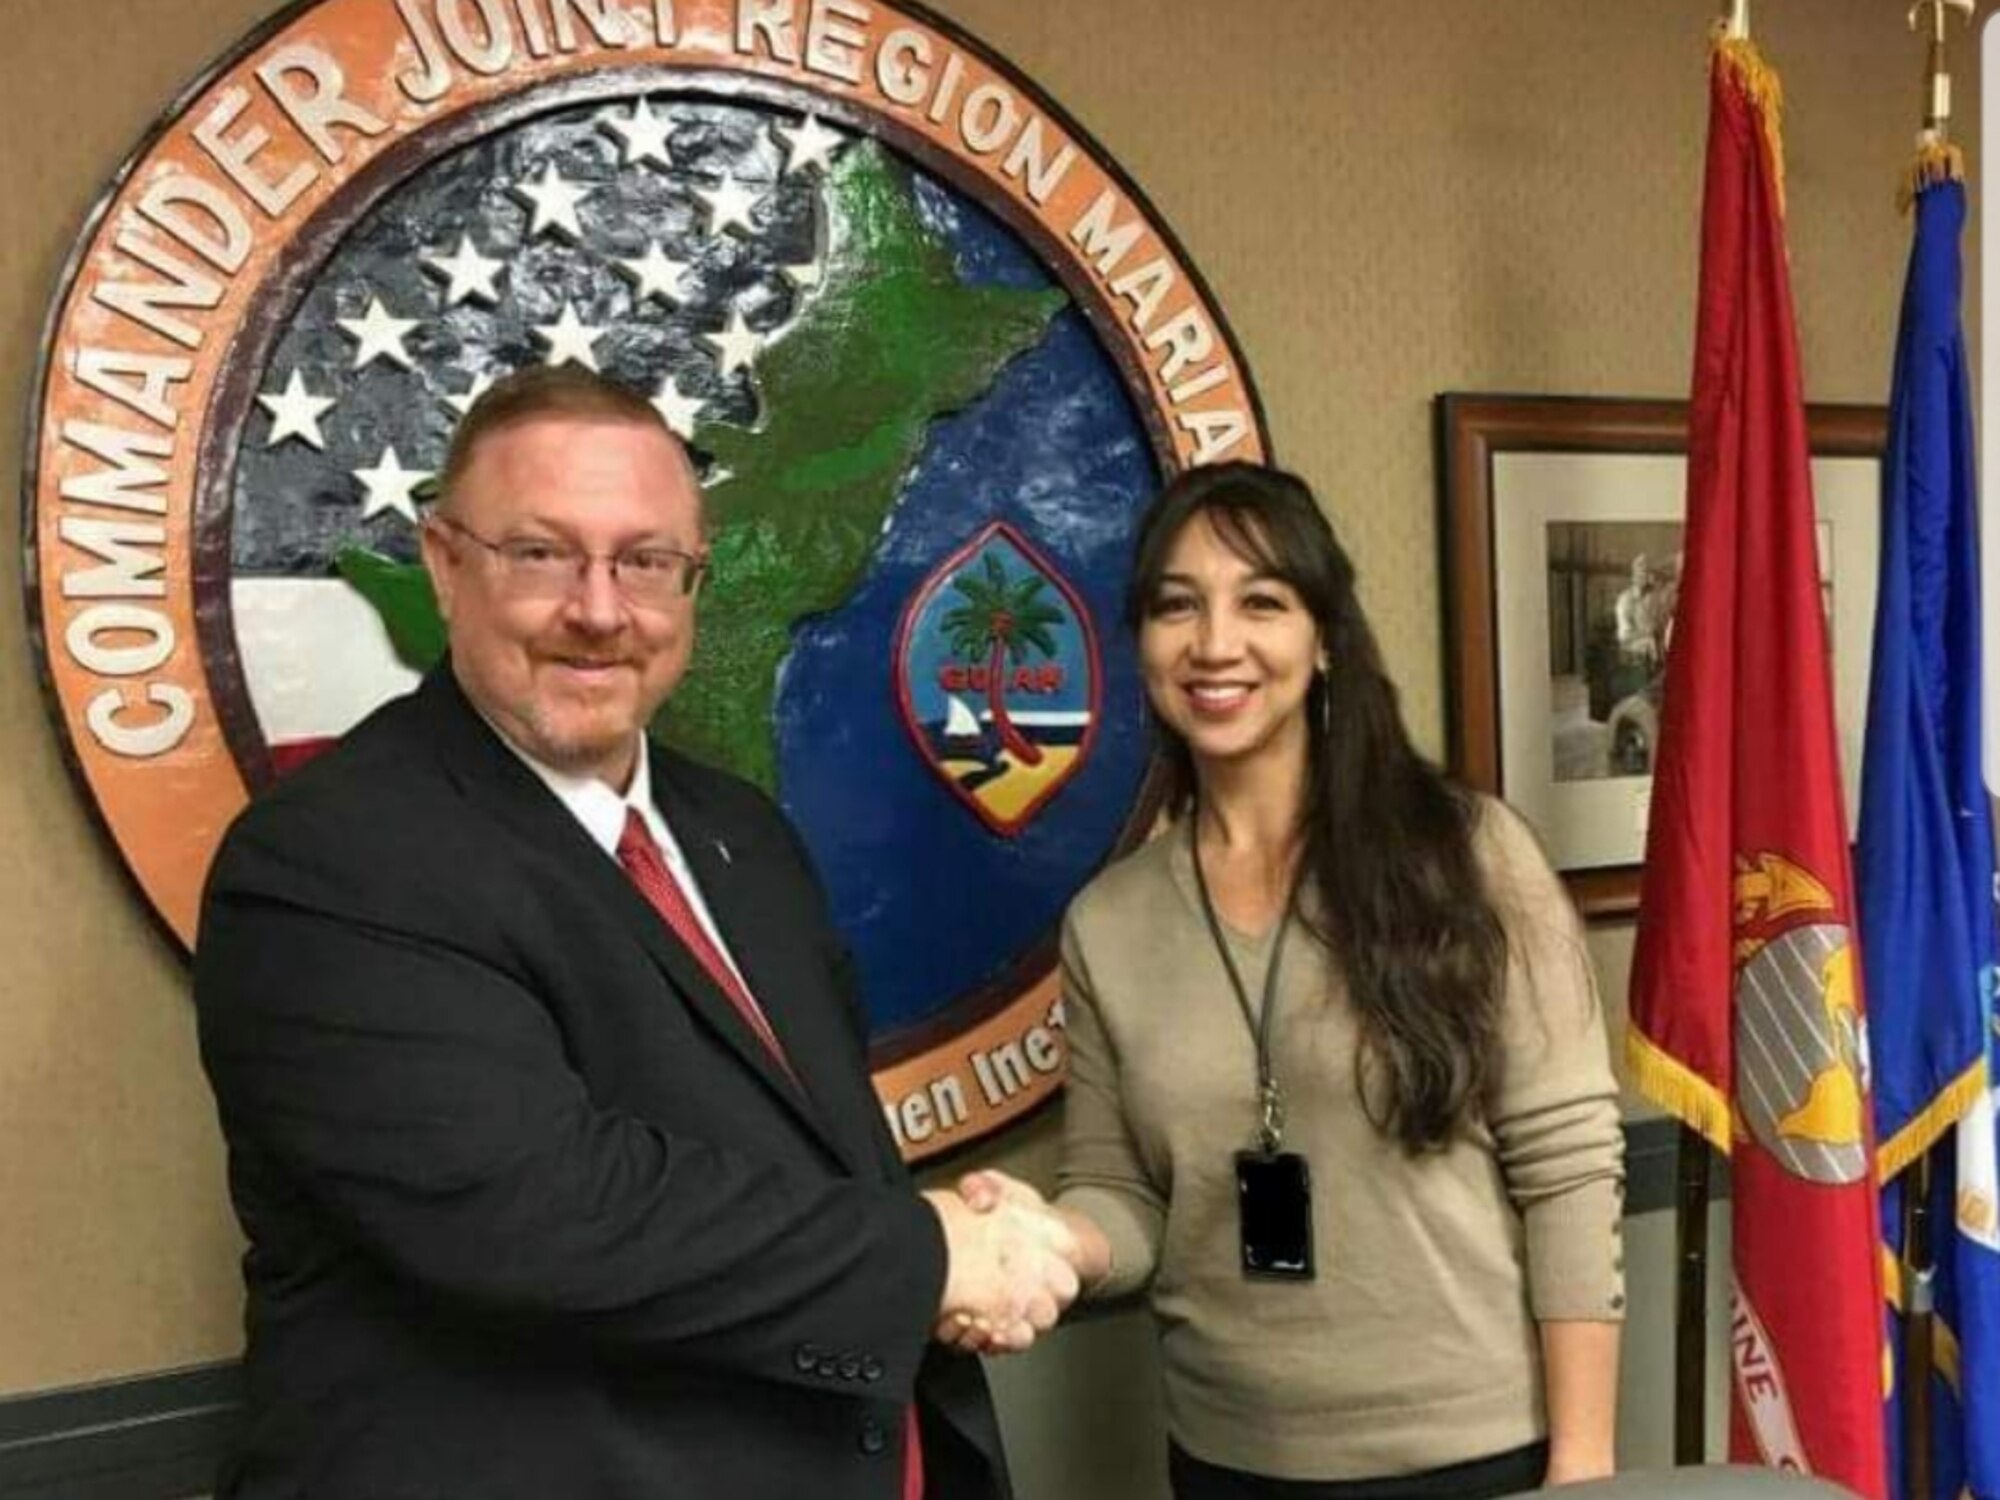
[924,1171,1095,1356]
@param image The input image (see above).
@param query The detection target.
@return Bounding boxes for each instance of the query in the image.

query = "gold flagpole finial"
[1909,0,1975,143]
[1724,0,1751,40]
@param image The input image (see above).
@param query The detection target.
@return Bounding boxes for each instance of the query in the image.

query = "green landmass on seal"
[337,140,1066,793]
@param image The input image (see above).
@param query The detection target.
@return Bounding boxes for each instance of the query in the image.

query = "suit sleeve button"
[839,1354,863,1380]
[861,1356,884,1382]
[793,1344,818,1372]
[816,1357,839,1378]
[858,1418,889,1455]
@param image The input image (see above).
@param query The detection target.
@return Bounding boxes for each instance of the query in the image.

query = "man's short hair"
[437,365,676,512]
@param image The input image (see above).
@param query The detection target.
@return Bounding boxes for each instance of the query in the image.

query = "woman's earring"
[1316,664,1332,736]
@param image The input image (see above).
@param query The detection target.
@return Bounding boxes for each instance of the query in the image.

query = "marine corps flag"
[1627,32,1887,1498]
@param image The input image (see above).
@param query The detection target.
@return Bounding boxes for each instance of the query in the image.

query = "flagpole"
[1884,13,1972,1499]
[1675,1126,1711,1463]
[1665,8,1747,1465]
[1638,4,1892,1487]
[1665,10,1748,1464]
[1905,1155,1936,1500]
[1901,0,1975,213]
[1911,0,1975,145]
[1893,16,1970,1500]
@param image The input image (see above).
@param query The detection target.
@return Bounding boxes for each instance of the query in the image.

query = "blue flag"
[1857,170,1999,1500]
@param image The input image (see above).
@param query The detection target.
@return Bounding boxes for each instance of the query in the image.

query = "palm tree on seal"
[941,553,1064,768]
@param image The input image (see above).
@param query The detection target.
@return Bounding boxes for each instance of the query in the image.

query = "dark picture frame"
[1435,394,1887,919]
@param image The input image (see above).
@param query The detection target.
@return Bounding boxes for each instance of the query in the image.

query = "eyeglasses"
[429,514,708,604]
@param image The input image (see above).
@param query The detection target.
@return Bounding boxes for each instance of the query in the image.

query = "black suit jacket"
[194,668,1008,1500]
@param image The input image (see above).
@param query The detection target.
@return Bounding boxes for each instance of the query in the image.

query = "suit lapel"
[416,671,853,1165]
[650,753,880,1178]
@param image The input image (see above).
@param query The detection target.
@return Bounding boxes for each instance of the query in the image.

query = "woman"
[965,462,1625,1497]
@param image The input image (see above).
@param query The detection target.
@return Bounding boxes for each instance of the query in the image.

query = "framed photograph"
[1436,395,1887,918]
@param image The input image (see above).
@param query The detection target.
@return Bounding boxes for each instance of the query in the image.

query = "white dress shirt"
[495,729,752,993]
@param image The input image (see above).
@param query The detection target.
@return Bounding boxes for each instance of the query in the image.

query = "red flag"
[1627,34,1886,1498]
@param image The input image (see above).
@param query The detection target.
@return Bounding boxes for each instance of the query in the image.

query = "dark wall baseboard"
[1624,1114,1729,1216]
[0,1119,1715,1498]
[0,1363,239,1500]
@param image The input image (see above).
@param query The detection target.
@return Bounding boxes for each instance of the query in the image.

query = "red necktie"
[904,1409,924,1500]
[616,809,790,1069]
[618,810,923,1499]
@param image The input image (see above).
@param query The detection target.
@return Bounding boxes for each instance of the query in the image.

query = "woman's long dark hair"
[1127,462,1507,1153]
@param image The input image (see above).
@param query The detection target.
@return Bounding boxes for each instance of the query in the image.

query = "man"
[1613,553,1665,668]
[194,366,1074,1499]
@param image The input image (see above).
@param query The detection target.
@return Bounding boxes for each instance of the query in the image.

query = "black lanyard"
[1187,815,1296,1156]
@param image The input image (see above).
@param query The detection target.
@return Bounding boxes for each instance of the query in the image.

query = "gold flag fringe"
[1625,1028,1734,1155]
[1882,1243,1906,1311]
[1875,1056,1988,1184]
[1712,26,1787,220]
[1874,1242,1905,1403]
[1899,138,1966,213]
[1936,1314,1964,1396]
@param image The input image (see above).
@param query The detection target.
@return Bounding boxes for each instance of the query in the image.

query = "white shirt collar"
[482,720,748,985]
[498,731,659,859]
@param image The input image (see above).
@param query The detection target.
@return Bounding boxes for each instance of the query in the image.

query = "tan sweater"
[1054,798,1625,1481]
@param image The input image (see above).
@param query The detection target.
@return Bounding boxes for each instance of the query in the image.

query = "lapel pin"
[714,838,732,866]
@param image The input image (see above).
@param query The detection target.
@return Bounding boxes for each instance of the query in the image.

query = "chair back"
[1504,1469,1858,1499]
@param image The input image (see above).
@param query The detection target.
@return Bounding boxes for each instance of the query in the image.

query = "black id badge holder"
[1236,1146,1315,1280]
[1190,817,1317,1282]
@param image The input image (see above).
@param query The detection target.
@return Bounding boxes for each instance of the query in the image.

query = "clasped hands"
[924,1171,1079,1356]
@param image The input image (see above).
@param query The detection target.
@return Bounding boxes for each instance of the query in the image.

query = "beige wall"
[0,0,1970,1486]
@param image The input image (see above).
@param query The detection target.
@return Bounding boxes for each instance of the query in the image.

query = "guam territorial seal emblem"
[896,522,1099,837]
[25,0,1266,1158]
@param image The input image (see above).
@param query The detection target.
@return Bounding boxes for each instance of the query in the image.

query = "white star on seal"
[601,98,675,169]
[695,176,763,239]
[354,447,432,524]
[534,301,605,370]
[338,297,419,370]
[773,114,844,176]
[257,369,336,450]
[422,234,506,307]
[651,373,707,439]
[702,307,764,378]
[617,241,693,305]
[444,371,497,419]
[512,162,592,241]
